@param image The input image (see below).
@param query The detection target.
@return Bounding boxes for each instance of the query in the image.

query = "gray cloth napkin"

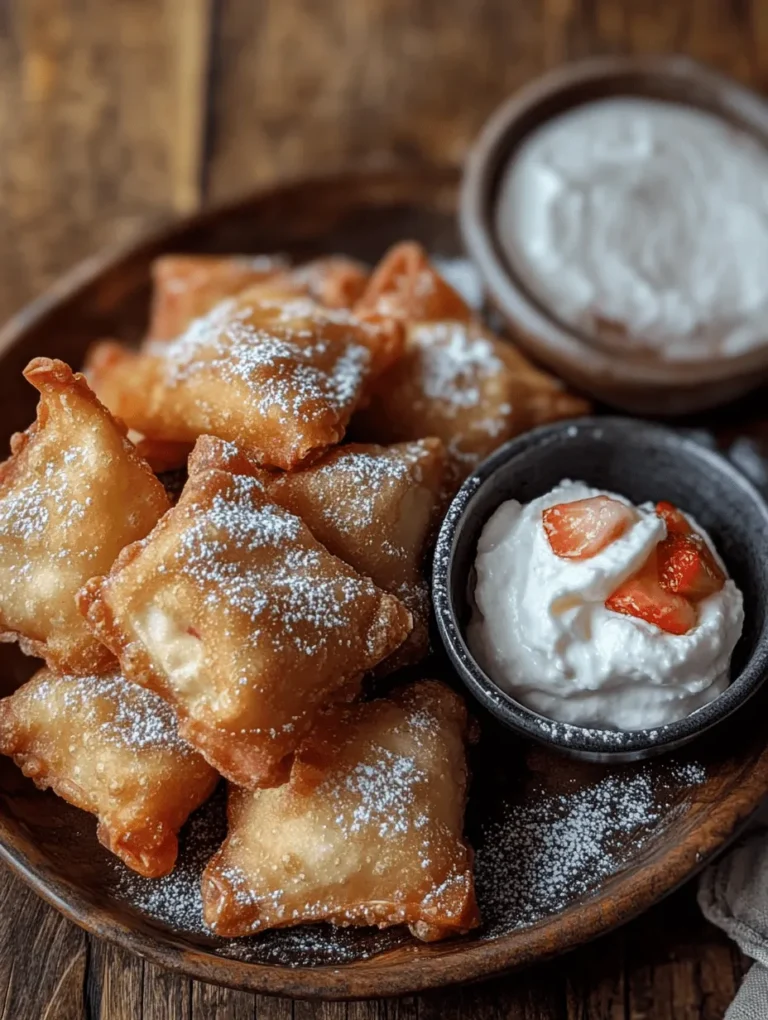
[699,808,768,1019]
[696,437,768,1018]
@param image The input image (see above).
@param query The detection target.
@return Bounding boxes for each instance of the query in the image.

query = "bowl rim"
[433,416,768,760]
[459,54,768,390]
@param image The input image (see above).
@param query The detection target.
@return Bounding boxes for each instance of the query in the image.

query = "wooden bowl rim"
[460,54,768,395]
[1,168,768,999]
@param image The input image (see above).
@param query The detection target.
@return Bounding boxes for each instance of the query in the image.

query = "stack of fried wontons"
[0,243,588,940]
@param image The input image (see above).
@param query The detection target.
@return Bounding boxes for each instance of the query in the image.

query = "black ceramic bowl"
[433,418,768,762]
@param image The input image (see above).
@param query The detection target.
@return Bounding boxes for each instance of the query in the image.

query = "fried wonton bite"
[356,241,473,323]
[201,680,479,940]
[148,254,289,341]
[354,319,590,492]
[78,468,413,788]
[281,255,369,309]
[188,434,445,669]
[0,667,218,877]
[354,243,590,490]
[132,436,193,473]
[148,254,369,342]
[0,359,171,673]
[86,291,404,470]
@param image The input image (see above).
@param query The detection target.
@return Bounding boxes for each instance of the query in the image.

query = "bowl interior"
[476,59,768,367]
[439,419,768,754]
[461,58,768,411]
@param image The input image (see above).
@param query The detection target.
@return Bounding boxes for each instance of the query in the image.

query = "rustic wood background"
[0,1,764,1016]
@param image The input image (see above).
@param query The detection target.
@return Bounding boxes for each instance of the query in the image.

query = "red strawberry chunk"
[605,555,697,635]
[656,501,691,535]
[542,496,635,561]
[658,532,725,601]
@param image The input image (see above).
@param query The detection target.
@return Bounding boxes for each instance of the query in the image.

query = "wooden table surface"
[0,1,764,1016]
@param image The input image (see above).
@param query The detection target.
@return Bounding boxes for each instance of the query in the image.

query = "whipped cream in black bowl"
[433,417,768,762]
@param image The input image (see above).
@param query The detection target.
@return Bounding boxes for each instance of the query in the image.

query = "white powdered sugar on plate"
[105,752,707,965]
[110,801,222,933]
[472,760,707,936]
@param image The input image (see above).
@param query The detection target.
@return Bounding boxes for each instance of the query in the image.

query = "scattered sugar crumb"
[110,794,226,933]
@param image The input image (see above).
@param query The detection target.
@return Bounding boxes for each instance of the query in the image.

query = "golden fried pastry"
[282,255,369,309]
[78,468,412,788]
[148,254,289,341]
[356,241,472,323]
[132,436,193,473]
[185,435,259,478]
[0,667,218,877]
[148,254,368,342]
[86,292,404,470]
[354,318,590,492]
[188,434,445,669]
[0,359,171,672]
[201,680,479,940]
[353,243,590,490]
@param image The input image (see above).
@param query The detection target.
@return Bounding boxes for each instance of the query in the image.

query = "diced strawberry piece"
[605,555,697,635]
[658,532,725,601]
[542,496,635,560]
[656,501,691,535]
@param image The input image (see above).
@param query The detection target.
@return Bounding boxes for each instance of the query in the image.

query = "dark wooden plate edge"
[0,754,764,999]
[0,169,767,999]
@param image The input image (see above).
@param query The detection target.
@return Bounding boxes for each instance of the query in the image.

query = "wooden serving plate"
[1,168,768,1000]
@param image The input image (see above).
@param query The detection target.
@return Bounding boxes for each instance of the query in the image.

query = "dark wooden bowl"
[1,168,768,1000]
[460,56,768,415]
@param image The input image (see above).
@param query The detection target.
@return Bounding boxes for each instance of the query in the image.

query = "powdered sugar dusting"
[472,759,707,936]
[102,752,708,965]
[400,321,517,484]
[414,323,506,413]
[327,747,427,839]
[178,474,386,658]
[29,671,194,755]
[150,297,373,427]
[299,443,428,534]
[9,247,727,971]
[0,455,92,546]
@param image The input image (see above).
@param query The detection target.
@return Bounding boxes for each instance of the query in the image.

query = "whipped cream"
[496,97,768,359]
[468,481,744,730]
